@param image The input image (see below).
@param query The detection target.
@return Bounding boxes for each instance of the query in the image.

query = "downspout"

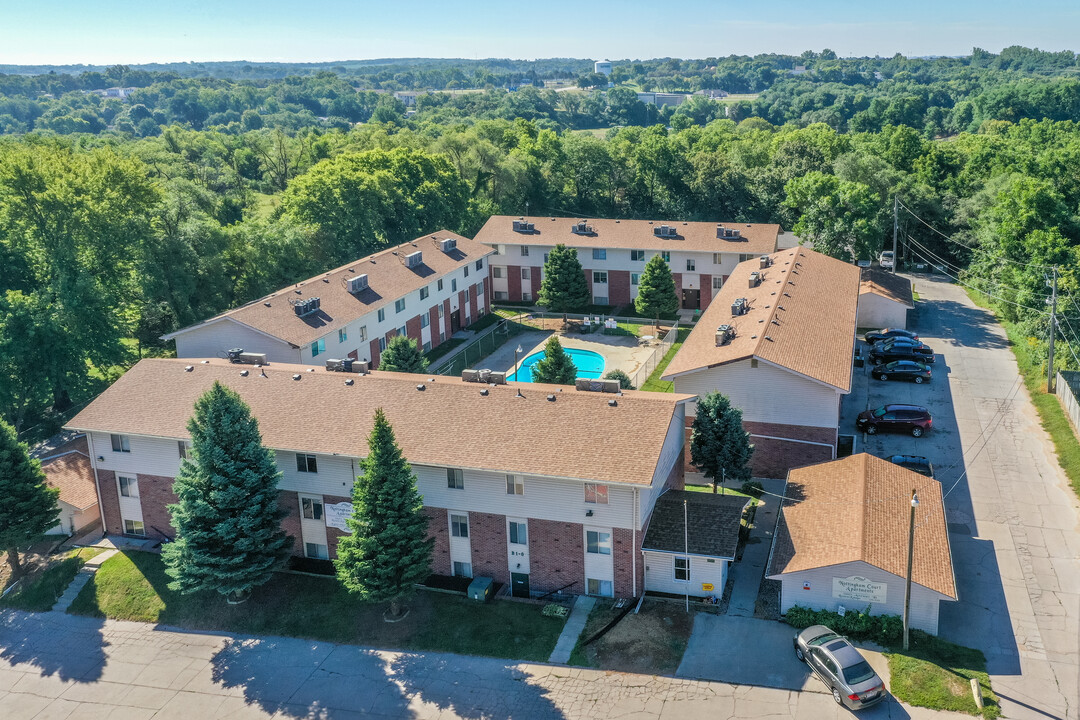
[632,488,638,596]
[87,433,107,540]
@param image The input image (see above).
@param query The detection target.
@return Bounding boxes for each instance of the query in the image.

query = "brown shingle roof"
[767,454,956,599]
[662,247,860,391]
[642,490,749,558]
[474,216,781,256]
[39,436,97,511]
[67,359,693,487]
[164,231,493,348]
[860,268,915,308]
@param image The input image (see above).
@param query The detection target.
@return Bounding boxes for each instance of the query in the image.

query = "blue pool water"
[507,348,605,383]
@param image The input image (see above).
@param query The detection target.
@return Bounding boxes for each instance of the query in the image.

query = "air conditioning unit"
[292,297,321,316]
[575,378,621,393]
[571,222,593,235]
[512,219,535,233]
[226,347,244,360]
[759,255,771,269]
[749,271,761,288]
[327,358,368,373]
[439,238,457,253]
[236,352,267,365]
[346,274,369,293]
[477,368,492,382]
[462,369,480,383]
[732,297,748,316]
[715,324,734,346]
[488,371,507,385]
[730,229,741,239]
[653,225,676,237]
[405,251,423,268]
[325,359,345,371]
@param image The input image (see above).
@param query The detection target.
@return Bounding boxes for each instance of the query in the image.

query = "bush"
[784,605,903,645]
[603,369,634,390]
[740,480,764,497]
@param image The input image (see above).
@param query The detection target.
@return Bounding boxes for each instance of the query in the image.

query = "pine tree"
[163,381,292,601]
[690,391,754,491]
[0,420,60,577]
[538,244,590,314]
[378,334,429,373]
[335,408,432,618]
[531,336,579,385]
[634,254,679,328]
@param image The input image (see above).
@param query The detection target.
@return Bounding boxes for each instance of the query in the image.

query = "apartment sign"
[832,575,887,604]
[324,502,354,532]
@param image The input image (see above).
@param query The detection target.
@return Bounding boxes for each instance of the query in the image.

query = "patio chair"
[583,316,592,331]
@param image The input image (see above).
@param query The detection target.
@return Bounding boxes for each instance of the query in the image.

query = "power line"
[906,231,1054,302]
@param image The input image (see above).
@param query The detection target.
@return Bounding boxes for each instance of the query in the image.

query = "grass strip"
[640,327,692,392]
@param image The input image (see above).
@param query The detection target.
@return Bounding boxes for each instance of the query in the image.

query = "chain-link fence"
[629,320,679,390]
[433,318,523,377]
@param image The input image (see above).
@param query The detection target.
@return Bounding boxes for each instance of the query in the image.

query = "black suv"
[869,340,935,365]
[857,404,933,437]
[864,328,918,344]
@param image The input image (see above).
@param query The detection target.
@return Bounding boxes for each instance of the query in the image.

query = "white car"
[879,251,895,269]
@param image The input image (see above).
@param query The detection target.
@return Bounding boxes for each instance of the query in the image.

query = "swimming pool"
[507,347,605,383]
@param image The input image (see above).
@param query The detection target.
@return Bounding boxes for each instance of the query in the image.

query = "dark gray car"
[793,625,886,710]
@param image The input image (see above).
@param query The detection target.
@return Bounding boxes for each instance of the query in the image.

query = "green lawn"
[640,327,692,392]
[683,484,757,501]
[886,633,1000,718]
[69,551,565,661]
[1,547,103,612]
[423,338,465,364]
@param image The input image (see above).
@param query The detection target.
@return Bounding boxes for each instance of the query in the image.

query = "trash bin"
[467,576,494,602]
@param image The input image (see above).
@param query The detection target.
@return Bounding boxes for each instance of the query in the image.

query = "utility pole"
[1047,266,1058,394]
[892,196,899,274]
[903,489,919,651]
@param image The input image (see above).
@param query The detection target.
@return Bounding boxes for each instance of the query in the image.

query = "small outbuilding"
[36,434,101,540]
[642,490,749,599]
[767,454,956,634]
[857,269,914,330]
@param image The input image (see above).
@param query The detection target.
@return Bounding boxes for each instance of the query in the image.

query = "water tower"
[594,60,612,76]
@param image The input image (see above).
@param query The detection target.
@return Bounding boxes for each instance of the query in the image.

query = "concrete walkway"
[547,595,595,664]
[51,549,117,613]
[724,477,786,618]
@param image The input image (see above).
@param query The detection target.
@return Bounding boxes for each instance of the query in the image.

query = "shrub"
[603,369,634,390]
[784,605,903,645]
[740,480,764,497]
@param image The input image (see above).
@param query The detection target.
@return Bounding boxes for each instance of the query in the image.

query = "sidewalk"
[725,477,786,617]
[50,548,117,613]
[547,594,595,664]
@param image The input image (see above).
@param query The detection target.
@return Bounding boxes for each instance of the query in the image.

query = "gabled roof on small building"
[38,435,98,512]
[860,268,915,308]
[642,490,749,559]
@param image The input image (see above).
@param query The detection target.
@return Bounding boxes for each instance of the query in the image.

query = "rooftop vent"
[416,384,426,391]
[292,374,301,380]
[480,388,489,396]
[240,370,249,377]
[439,237,457,253]
[547,394,556,401]
[749,271,761,289]
[346,274,369,293]
[760,255,771,269]
[404,251,423,269]
[731,297,749,316]
[185,365,194,372]
[345,378,354,386]
[576,378,621,393]
[608,399,618,407]
[653,224,678,238]
[715,324,735,346]
[512,219,536,233]
[571,221,594,236]
[291,296,321,316]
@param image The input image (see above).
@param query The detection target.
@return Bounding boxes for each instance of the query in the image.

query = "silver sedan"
[793,625,886,710]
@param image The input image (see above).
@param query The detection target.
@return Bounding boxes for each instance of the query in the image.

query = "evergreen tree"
[335,408,432,618]
[378,334,429,373]
[531,336,579,385]
[538,244,590,314]
[690,391,754,491]
[634,254,679,327]
[0,420,60,577]
[163,381,292,601]
[603,369,635,390]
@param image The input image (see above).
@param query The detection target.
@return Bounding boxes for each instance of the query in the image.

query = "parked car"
[793,625,886,709]
[857,404,933,437]
[889,455,935,478]
[879,250,895,269]
[864,328,918,344]
[869,341,935,365]
[872,360,931,384]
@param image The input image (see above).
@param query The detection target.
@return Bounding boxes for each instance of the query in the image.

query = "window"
[543,253,549,263]
[311,338,326,357]
[586,578,613,597]
[437,279,444,291]
[674,556,690,582]
[713,253,722,265]
[660,251,671,262]
[178,440,191,459]
[453,561,473,578]
[378,308,386,322]
[520,245,529,256]
[423,341,432,352]
[451,279,458,292]
[521,291,532,302]
[475,259,483,271]
[358,325,367,342]
[338,327,348,343]
[111,434,130,453]
[494,291,508,301]
[506,475,524,495]
[713,276,723,290]
[302,497,324,520]
[379,336,387,352]
[420,286,429,301]
[592,248,606,260]
[398,325,407,338]
[124,519,145,536]
[631,249,646,261]
[686,259,696,272]
[395,298,406,313]
[631,273,640,286]
[509,521,527,545]
[521,267,531,280]
[739,253,754,262]
[593,296,608,306]
[584,483,608,504]
[586,530,612,555]
[421,314,429,328]
[118,476,139,498]
[464,265,470,278]
[493,244,504,255]
[476,282,484,295]
[447,468,464,489]
[451,514,469,538]
[593,271,608,284]
[305,543,328,560]
[296,454,318,473]
[493,266,504,279]
[438,304,445,318]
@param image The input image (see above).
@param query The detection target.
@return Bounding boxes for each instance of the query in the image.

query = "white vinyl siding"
[644,551,729,598]
[857,293,911,330]
[90,432,187,479]
[171,318,301,365]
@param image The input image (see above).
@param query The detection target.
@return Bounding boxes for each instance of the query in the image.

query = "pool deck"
[476,329,659,385]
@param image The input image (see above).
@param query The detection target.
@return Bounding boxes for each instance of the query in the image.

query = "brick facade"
[423,505,451,575]
[405,315,422,343]
[136,473,178,542]
[507,264,522,300]
[368,338,381,369]
[528,518,585,596]
[469,284,479,320]
[468,511,509,584]
[683,415,838,478]
[97,469,121,536]
[278,490,304,557]
[700,274,712,309]
[530,268,542,299]
[612,526,641,596]
[458,290,468,325]
[428,306,441,347]
[608,270,632,306]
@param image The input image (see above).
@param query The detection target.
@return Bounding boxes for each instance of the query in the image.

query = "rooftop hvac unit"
[405,251,423,268]
[749,271,761,288]
[571,221,593,235]
[346,274,369,293]
[488,371,507,385]
[477,368,492,382]
[292,297,321,316]
[461,369,480,383]
[730,228,741,239]
[512,219,535,233]
[715,324,734,346]
[653,225,677,237]
[325,358,345,371]
[759,255,771,269]
[234,352,267,365]
[731,297,748,316]
[439,237,457,253]
[575,378,621,393]
[226,347,244,360]
[326,358,367,373]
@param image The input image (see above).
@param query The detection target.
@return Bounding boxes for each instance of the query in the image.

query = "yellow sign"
[701,583,715,592]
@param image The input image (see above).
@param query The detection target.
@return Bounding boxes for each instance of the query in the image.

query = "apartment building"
[67,358,693,599]
[662,247,860,478]
[474,216,782,311]
[163,232,494,369]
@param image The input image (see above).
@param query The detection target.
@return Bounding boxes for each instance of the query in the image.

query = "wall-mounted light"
[586,509,594,517]
[96,456,104,462]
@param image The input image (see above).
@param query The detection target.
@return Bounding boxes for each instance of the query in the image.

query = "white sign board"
[324,502,354,533]
[832,575,887,604]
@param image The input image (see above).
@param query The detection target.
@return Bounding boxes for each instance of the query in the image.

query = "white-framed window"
[660,251,671,262]
[398,325,407,338]
[111,434,130,453]
[453,561,473,578]
[506,475,524,495]
[631,273,640,286]
[464,265,470,278]
[713,276,723,290]
[302,497,324,520]
[493,266,504,279]
[593,296,608,305]
[631,249,646,261]
[593,271,608,284]
[420,286,429,301]
[476,281,485,295]
[423,341,432,352]
[475,259,484,271]
[438,304,445,318]
[686,259,696,272]
[592,248,606,260]
[379,336,387,352]
[358,325,367,342]
[586,530,611,555]
[586,578,613,597]
[395,298,406,313]
[521,267,531,280]
[296,454,318,473]
[493,244,504,255]
[494,291,509,301]
[118,475,139,498]
[739,253,754,262]
[452,279,458,292]
[438,278,444,291]
[378,308,386,322]
[509,521,527,545]
[584,483,608,504]
[124,519,145,536]
[311,338,326,357]
[520,245,530,256]
[421,314,430,329]
[178,440,191,459]
[338,327,348,343]
[713,253,722,264]
[674,556,690,582]
[451,514,469,538]
[305,543,328,560]
[521,290,532,302]
[447,468,464,489]
[543,252,549,263]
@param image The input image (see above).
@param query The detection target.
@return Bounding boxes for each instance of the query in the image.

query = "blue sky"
[2,1,1079,65]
